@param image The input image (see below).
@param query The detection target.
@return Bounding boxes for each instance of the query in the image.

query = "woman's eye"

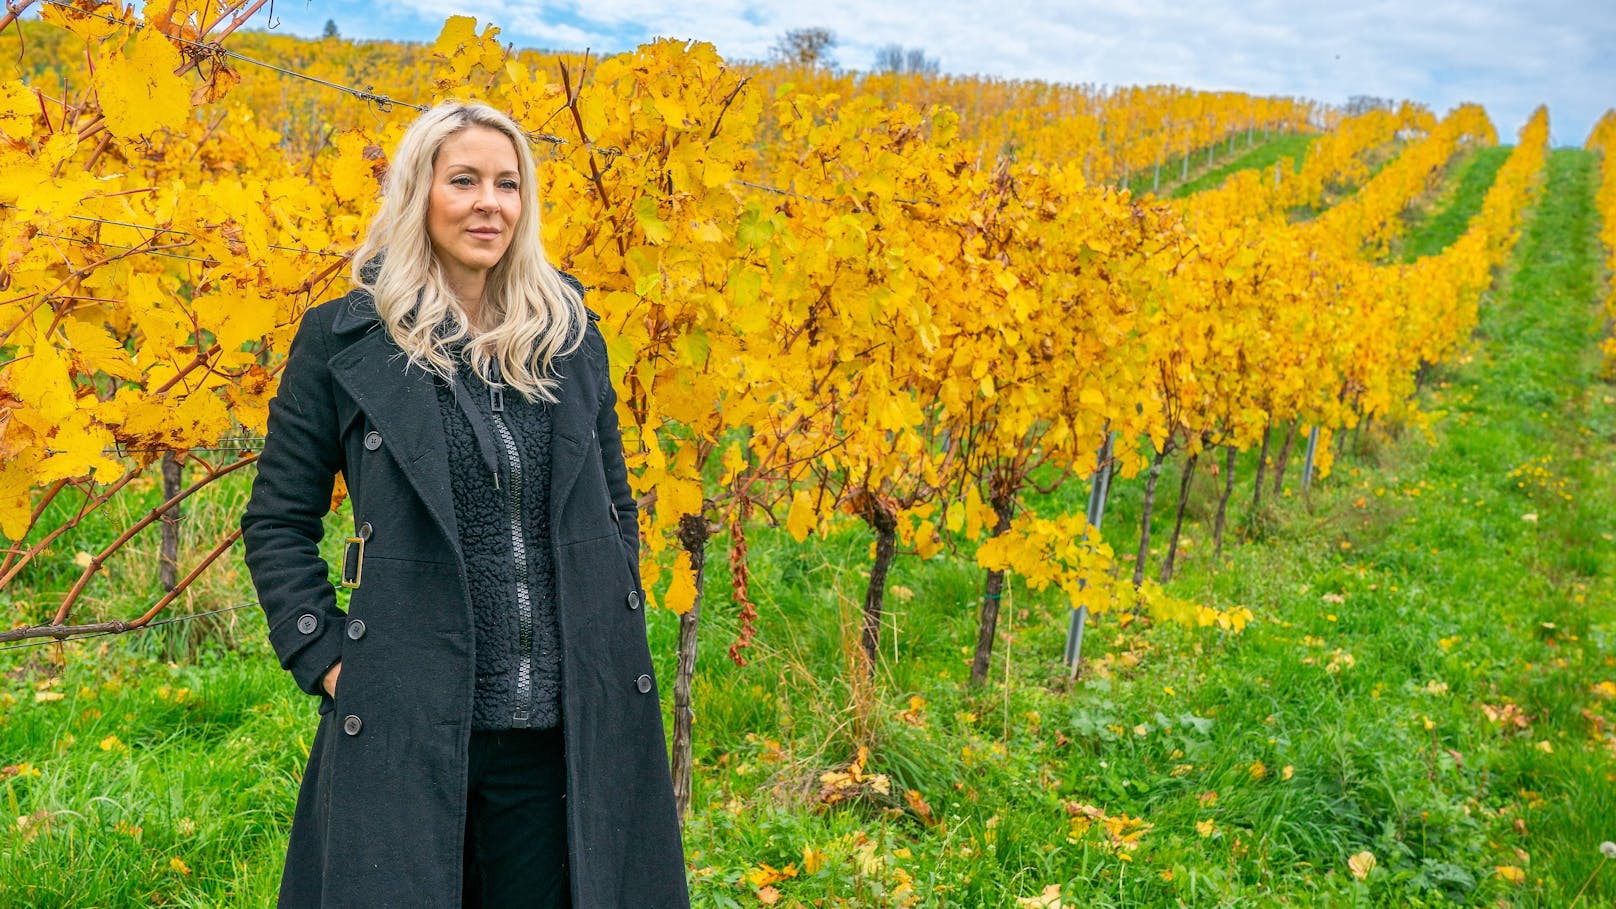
[500,180,519,190]
[451,175,474,186]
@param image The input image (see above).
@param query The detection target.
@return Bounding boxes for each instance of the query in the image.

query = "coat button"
[296,613,317,634]
[635,674,653,694]
[343,715,362,736]
[347,619,366,640]
[364,430,382,450]
[626,590,641,610]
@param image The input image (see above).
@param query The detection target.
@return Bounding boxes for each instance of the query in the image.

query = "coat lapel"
[326,323,460,551]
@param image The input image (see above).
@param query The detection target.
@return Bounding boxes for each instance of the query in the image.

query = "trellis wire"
[34,228,347,262]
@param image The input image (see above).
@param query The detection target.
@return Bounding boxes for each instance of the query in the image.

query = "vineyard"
[2,1,1615,906]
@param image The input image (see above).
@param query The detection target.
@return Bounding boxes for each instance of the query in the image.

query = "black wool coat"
[241,287,689,908]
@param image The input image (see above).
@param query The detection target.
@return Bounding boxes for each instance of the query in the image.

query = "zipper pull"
[489,359,506,412]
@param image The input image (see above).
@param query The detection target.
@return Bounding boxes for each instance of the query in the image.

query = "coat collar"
[325,286,599,549]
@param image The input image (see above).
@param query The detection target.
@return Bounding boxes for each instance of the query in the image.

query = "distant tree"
[323,19,340,39]
[1344,95,1394,116]
[771,27,837,67]
[874,44,940,76]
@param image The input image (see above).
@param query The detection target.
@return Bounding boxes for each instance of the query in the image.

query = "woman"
[241,101,689,908]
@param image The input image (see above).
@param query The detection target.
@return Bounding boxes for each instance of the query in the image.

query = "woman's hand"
[322,661,342,698]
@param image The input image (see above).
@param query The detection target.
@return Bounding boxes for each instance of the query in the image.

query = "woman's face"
[426,125,523,294]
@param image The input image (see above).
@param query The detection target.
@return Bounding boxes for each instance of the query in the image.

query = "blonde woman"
[242,101,688,908]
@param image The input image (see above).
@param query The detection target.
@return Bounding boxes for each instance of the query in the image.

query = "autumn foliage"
[1587,110,1616,374]
[0,2,1551,657]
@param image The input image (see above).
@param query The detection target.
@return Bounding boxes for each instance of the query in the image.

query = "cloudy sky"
[265,0,1614,145]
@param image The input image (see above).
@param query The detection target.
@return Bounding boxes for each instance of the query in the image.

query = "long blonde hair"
[351,101,584,403]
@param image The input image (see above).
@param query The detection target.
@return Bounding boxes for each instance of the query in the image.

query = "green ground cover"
[1396,146,1513,262]
[2,150,1612,907]
[1113,133,1314,200]
[1167,133,1316,199]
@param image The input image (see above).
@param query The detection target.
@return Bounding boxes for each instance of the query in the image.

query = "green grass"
[1396,146,1513,262]
[3,151,1614,906]
[1115,132,1314,200]
[1167,133,1316,199]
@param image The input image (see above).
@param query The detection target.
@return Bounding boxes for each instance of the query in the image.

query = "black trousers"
[462,727,571,908]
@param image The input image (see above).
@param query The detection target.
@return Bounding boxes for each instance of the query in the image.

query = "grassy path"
[1119,133,1315,200]
[1165,133,1315,199]
[1100,146,1614,905]
[1397,146,1512,262]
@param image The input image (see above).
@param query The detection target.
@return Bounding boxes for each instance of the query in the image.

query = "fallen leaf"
[1348,850,1376,881]
[1016,883,1064,908]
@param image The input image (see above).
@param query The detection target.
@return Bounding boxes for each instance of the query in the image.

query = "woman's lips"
[468,228,502,238]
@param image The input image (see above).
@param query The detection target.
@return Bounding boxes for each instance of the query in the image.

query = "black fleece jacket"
[435,353,562,731]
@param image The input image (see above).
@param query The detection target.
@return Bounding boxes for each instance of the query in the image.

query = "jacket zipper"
[487,371,535,729]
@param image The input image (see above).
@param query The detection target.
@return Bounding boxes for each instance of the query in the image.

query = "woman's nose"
[473,187,499,212]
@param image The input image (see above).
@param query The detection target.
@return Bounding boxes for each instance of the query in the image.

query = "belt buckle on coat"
[340,522,372,588]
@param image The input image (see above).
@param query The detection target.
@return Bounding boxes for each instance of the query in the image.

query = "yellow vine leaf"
[663,549,698,615]
[192,292,277,356]
[429,15,480,59]
[167,390,232,448]
[225,366,275,434]
[16,339,76,425]
[963,486,987,539]
[37,411,123,483]
[62,319,140,382]
[719,442,748,485]
[0,80,41,133]
[785,490,816,543]
[40,1,127,41]
[4,134,98,215]
[0,449,41,541]
[329,131,382,204]
[93,27,192,138]
[914,519,942,558]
